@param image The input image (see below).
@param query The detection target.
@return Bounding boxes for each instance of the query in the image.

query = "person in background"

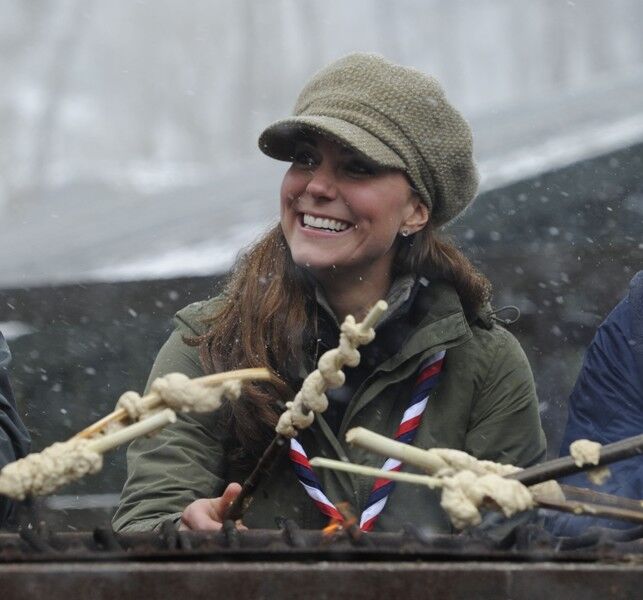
[113,53,546,534]
[548,270,643,535]
[0,331,31,526]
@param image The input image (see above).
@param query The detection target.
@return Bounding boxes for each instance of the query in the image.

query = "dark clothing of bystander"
[0,332,31,526]
[548,271,643,535]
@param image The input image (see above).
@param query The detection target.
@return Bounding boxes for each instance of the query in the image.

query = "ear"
[401,197,430,234]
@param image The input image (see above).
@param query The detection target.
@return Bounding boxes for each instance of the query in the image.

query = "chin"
[288,250,339,272]
[292,255,335,271]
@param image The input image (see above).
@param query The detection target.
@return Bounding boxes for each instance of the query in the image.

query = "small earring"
[400,228,410,237]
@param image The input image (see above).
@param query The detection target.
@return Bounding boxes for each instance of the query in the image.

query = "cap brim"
[258,115,405,171]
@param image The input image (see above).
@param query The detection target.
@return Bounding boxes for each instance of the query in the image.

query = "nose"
[305,162,337,201]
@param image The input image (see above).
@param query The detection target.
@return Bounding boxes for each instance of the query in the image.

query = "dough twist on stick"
[344,427,534,528]
[346,427,519,477]
[225,300,388,521]
[0,409,176,500]
[1,369,270,500]
[276,300,387,438]
[117,375,241,421]
[342,428,643,527]
[310,454,643,528]
[75,367,270,439]
[309,457,534,529]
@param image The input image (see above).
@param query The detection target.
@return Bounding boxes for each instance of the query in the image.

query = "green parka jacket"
[112,279,546,533]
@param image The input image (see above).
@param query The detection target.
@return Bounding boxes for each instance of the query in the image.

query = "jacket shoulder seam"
[174,297,224,336]
[475,324,512,394]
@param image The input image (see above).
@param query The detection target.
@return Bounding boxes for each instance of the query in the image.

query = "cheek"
[280,173,301,235]
[279,176,292,214]
[351,195,404,231]
[279,193,289,218]
[280,168,307,206]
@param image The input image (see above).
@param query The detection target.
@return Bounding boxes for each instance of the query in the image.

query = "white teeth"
[302,213,349,232]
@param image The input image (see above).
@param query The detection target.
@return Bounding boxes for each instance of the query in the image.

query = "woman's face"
[280,134,426,284]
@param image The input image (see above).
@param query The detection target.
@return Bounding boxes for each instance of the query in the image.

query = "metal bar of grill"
[1,561,642,600]
[2,522,643,562]
[1,521,642,599]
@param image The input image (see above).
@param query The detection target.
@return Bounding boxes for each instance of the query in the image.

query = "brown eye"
[343,156,380,177]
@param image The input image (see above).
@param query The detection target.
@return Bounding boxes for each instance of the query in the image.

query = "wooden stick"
[224,435,288,521]
[346,427,448,474]
[198,368,272,387]
[74,368,271,440]
[559,483,643,512]
[536,496,643,524]
[348,427,643,491]
[359,300,388,331]
[87,409,177,454]
[509,432,643,486]
[309,456,442,487]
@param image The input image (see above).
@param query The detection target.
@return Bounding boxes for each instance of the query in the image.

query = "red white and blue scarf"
[288,350,445,531]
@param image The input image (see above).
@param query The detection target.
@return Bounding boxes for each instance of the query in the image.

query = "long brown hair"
[188,221,490,462]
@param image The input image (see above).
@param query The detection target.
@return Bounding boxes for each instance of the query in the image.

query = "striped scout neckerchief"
[288,350,446,531]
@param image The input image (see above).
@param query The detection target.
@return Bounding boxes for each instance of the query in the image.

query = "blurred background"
[0,0,642,528]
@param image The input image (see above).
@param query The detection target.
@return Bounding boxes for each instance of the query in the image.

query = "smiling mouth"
[301,213,352,232]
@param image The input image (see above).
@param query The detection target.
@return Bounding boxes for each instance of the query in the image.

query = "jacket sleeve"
[112,324,229,533]
[0,333,31,526]
[548,275,643,536]
[464,327,547,468]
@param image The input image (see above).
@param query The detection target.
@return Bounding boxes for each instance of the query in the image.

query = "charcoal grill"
[1,518,642,599]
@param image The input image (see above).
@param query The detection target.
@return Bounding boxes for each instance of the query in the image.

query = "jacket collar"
[339,278,472,431]
[314,273,417,329]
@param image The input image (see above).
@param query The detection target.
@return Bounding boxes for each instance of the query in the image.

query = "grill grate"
[2,519,643,564]
[2,519,643,600]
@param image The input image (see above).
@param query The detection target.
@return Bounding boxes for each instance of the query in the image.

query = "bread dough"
[569,439,602,467]
[429,447,520,478]
[117,375,242,421]
[587,466,611,485]
[569,439,611,485]
[277,314,376,437]
[440,470,535,529]
[0,439,102,500]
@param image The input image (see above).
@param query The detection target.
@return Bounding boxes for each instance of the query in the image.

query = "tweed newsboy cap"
[258,52,479,226]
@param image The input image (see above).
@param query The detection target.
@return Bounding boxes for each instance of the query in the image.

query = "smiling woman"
[113,53,546,534]
[280,135,428,309]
